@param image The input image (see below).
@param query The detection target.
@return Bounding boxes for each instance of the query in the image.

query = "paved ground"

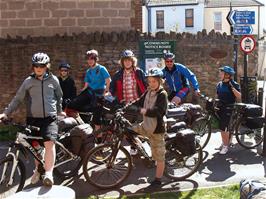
[1,130,266,198]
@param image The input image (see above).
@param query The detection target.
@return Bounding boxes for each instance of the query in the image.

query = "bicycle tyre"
[191,117,212,149]
[235,119,264,149]
[53,144,82,179]
[83,143,132,189]
[0,156,26,196]
[164,141,203,180]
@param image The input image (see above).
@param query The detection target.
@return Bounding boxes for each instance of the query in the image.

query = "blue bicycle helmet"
[32,52,50,66]
[59,61,71,70]
[121,49,135,58]
[219,66,235,75]
[163,52,175,60]
[147,67,163,78]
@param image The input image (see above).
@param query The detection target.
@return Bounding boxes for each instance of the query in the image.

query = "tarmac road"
[1,130,266,198]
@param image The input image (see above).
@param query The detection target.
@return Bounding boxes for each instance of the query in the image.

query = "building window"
[214,12,222,31]
[185,9,194,27]
[156,10,164,29]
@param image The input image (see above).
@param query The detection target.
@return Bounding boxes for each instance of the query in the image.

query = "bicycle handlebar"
[1,119,40,132]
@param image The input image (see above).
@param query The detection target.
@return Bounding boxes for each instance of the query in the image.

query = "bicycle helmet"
[121,50,135,58]
[146,67,163,78]
[163,52,175,60]
[219,66,235,75]
[86,49,98,59]
[32,52,50,66]
[58,61,70,70]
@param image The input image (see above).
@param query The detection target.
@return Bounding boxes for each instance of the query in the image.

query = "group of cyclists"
[0,48,241,188]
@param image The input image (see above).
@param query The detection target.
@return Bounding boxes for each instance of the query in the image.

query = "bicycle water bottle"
[32,140,44,160]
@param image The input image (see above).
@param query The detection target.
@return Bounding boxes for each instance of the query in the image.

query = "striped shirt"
[123,70,138,103]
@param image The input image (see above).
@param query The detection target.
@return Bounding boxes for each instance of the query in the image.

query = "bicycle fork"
[0,147,20,186]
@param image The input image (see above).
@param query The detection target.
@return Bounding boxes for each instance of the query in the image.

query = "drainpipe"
[258,5,260,39]
[148,7,151,33]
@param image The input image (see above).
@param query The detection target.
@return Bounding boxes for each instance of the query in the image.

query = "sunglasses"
[165,60,173,63]
[33,64,46,68]
[60,69,68,72]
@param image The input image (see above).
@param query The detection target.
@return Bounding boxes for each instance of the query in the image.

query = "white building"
[142,0,205,34]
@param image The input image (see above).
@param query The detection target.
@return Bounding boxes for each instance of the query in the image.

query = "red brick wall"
[0,0,134,38]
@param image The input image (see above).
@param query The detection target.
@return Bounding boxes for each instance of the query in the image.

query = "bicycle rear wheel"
[83,143,132,189]
[54,144,82,179]
[0,156,26,197]
[191,117,212,149]
[235,122,264,149]
[164,142,202,180]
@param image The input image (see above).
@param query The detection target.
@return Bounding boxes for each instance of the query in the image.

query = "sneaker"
[130,148,138,156]
[219,145,229,155]
[215,144,224,150]
[31,169,40,184]
[150,179,162,186]
[43,173,54,187]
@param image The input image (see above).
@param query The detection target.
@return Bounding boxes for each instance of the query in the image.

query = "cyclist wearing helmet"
[0,52,65,186]
[217,65,241,155]
[58,61,77,109]
[110,49,146,103]
[130,67,168,187]
[162,52,200,105]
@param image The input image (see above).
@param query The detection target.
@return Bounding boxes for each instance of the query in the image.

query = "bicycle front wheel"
[235,121,264,149]
[0,156,26,197]
[83,143,132,189]
[164,142,203,180]
[192,117,211,149]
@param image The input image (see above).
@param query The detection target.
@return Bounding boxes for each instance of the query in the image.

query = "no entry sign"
[240,35,256,53]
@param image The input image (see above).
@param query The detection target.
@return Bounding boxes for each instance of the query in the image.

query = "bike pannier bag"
[69,123,93,155]
[245,117,265,129]
[240,179,266,199]
[244,104,263,117]
[167,106,187,121]
[174,129,196,156]
[58,117,78,132]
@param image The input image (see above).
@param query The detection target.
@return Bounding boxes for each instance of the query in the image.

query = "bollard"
[258,87,263,106]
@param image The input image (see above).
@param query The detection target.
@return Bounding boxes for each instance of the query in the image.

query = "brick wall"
[0,0,134,38]
[0,29,258,122]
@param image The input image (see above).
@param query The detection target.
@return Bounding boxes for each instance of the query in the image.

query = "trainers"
[215,144,224,150]
[150,179,162,186]
[219,145,229,155]
[31,169,40,184]
[43,173,54,187]
[130,148,138,156]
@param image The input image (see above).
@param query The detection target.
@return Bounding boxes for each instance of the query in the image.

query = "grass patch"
[82,184,240,199]
[0,125,18,141]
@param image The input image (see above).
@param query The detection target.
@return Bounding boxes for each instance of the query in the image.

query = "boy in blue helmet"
[162,52,200,105]
[130,67,168,186]
[216,66,241,154]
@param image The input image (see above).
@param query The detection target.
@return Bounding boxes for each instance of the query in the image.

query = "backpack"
[174,129,196,156]
[240,179,266,199]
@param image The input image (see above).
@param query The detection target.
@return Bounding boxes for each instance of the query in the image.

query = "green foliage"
[0,125,18,141]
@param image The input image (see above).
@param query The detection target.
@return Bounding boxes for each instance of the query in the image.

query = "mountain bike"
[82,109,203,189]
[192,95,264,149]
[0,120,90,197]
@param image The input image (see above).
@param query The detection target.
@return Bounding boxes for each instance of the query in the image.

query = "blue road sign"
[233,25,253,35]
[228,10,255,25]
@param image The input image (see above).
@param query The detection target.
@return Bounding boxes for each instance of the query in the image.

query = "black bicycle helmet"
[121,50,134,58]
[58,61,70,70]
[163,52,175,60]
[146,67,163,78]
[32,52,50,66]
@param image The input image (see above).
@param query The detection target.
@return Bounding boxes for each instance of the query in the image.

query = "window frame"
[156,10,164,29]
[185,8,194,28]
